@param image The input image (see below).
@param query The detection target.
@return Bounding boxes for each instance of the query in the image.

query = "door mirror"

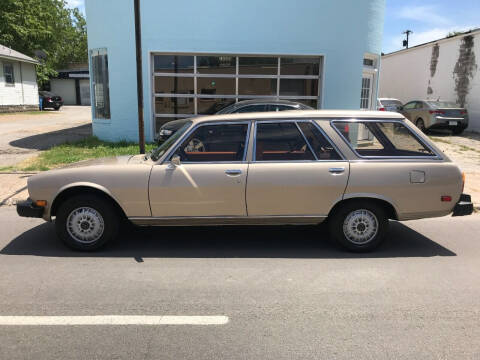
[171,154,181,166]
[398,106,403,111]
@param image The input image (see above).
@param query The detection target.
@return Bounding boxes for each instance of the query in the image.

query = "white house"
[0,44,39,112]
[380,29,480,132]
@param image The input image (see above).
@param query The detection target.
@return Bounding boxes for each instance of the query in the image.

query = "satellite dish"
[34,50,47,60]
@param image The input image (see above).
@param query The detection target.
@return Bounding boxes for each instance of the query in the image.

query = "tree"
[0,0,88,86]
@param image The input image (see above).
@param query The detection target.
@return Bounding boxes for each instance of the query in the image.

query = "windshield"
[427,101,460,108]
[150,120,192,161]
[380,100,402,106]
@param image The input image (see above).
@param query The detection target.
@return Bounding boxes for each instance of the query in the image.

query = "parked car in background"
[400,100,468,134]
[39,91,63,110]
[17,110,472,253]
[156,100,314,144]
[216,99,313,114]
[377,98,402,112]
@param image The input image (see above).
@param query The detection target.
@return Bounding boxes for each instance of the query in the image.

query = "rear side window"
[332,121,436,157]
[255,122,315,161]
[297,122,341,160]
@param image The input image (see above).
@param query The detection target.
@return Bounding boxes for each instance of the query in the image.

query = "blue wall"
[86,0,385,142]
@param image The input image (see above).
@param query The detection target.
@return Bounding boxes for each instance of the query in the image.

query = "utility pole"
[134,0,145,154]
[402,30,413,49]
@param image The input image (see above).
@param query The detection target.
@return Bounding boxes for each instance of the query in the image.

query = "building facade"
[85,0,385,142]
[0,44,39,112]
[380,29,480,132]
[50,65,91,106]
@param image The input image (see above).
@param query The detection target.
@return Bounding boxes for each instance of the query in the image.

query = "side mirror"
[171,154,181,166]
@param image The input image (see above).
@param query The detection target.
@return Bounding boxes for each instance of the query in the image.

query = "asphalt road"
[0,206,479,359]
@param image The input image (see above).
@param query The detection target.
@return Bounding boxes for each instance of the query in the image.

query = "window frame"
[90,48,111,120]
[330,119,442,160]
[3,62,15,86]
[165,121,252,164]
[252,119,345,163]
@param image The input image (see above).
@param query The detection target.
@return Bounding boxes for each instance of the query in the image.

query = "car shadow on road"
[9,124,92,150]
[1,220,456,259]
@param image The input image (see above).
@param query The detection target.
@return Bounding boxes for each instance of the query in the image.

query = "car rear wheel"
[416,118,427,133]
[55,195,119,251]
[328,201,389,252]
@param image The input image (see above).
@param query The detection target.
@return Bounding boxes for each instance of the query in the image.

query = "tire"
[452,127,464,135]
[54,106,60,111]
[55,194,120,251]
[416,118,427,133]
[328,201,389,252]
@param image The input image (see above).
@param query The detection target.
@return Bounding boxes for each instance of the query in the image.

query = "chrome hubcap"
[343,209,378,245]
[66,207,104,244]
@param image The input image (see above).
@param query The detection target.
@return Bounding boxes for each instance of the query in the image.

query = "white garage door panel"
[50,79,76,105]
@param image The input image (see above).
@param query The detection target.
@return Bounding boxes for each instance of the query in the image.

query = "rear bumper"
[16,198,44,218]
[452,194,474,217]
[430,118,468,130]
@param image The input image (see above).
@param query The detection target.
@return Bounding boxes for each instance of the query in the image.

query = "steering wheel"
[185,138,205,152]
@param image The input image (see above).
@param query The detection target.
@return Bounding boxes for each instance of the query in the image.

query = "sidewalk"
[0,173,32,206]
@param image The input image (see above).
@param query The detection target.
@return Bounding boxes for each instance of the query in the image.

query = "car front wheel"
[55,195,119,251]
[328,201,389,252]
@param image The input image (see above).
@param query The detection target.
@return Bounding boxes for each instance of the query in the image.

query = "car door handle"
[225,169,242,176]
[329,167,345,174]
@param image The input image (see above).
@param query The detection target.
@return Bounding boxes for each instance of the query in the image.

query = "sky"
[66,0,479,54]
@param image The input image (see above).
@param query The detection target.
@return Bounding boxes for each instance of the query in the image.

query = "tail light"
[378,107,386,111]
[460,110,467,115]
[344,124,349,133]
[429,110,445,115]
[46,97,52,102]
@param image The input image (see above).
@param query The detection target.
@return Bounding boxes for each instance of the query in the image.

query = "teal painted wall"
[86,0,385,142]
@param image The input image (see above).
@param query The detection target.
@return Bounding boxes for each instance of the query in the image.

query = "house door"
[79,79,91,105]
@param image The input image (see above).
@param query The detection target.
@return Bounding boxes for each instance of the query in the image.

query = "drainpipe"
[134,0,145,154]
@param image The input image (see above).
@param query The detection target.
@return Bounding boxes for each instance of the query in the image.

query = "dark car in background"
[155,100,314,143]
[216,99,313,114]
[39,91,63,111]
[400,100,468,134]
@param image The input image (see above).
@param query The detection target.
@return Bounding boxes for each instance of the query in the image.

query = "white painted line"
[0,315,229,326]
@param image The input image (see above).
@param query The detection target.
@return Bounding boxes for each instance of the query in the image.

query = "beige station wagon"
[17,110,473,252]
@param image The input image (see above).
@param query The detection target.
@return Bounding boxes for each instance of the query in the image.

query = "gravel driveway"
[0,106,92,167]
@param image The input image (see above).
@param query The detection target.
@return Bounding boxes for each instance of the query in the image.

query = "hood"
[60,155,134,169]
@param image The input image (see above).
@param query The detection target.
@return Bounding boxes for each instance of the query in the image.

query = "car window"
[235,105,267,113]
[332,121,436,157]
[380,100,402,107]
[403,102,417,110]
[255,122,315,161]
[268,104,295,112]
[297,122,342,160]
[172,123,249,162]
[426,101,460,108]
[415,102,424,109]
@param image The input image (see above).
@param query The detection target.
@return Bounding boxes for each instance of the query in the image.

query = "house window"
[91,49,110,119]
[152,54,323,133]
[3,63,15,85]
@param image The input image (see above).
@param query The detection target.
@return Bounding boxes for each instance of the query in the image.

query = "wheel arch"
[49,183,127,220]
[329,195,399,220]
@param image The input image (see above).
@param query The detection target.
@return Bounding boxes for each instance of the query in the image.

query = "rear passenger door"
[246,120,349,217]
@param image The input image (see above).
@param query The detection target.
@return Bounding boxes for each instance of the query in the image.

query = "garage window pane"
[91,49,110,119]
[197,98,235,115]
[280,57,320,76]
[154,55,194,73]
[197,77,235,95]
[239,78,276,96]
[154,76,194,94]
[239,57,278,75]
[197,56,236,74]
[280,79,318,97]
[155,97,194,114]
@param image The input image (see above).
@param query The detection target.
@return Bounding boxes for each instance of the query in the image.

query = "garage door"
[152,54,323,134]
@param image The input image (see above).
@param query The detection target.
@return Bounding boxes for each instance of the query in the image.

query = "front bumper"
[16,198,45,218]
[452,194,474,217]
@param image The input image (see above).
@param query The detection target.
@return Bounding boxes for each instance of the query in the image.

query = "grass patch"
[0,166,15,172]
[2,136,156,172]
